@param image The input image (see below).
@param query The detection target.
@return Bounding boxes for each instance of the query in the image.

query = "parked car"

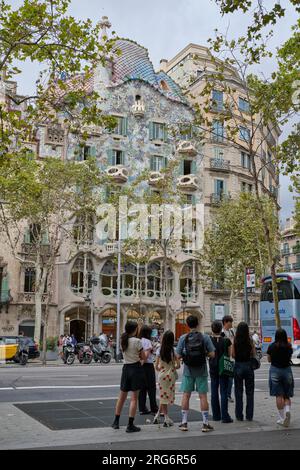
[0,336,28,365]
[0,336,40,360]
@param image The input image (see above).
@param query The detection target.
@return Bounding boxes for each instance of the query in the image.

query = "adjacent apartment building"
[160,43,280,330]
[281,218,300,272]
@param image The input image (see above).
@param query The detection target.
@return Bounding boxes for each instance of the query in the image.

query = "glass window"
[261,280,294,301]
[212,121,224,142]
[241,151,251,169]
[150,122,166,141]
[239,126,250,142]
[24,268,36,292]
[239,97,250,113]
[150,155,165,172]
[212,90,223,111]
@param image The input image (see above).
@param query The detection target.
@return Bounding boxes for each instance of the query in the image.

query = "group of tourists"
[112,315,295,433]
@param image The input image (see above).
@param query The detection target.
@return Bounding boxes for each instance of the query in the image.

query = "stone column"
[59,310,65,335]
[170,311,176,334]
[94,311,100,335]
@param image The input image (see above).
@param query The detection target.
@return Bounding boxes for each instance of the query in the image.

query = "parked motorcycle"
[75,343,93,364]
[255,345,263,360]
[90,342,112,364]
[63,343,76,365]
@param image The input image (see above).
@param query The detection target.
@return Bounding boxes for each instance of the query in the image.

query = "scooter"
[75,343,93,364]
[63,343,76,365]
[90,342,112,364]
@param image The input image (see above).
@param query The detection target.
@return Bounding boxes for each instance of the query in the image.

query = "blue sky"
[10,0,298,222]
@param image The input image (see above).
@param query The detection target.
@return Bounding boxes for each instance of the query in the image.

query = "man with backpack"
[176,315,215,432]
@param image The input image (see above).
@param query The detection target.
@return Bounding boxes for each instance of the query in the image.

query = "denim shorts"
[180,375,208,394]
[269,365,294,398]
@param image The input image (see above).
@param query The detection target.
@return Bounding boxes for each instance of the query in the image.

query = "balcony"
[210,193,231,205]
[293,244,300,254]
[177,174,198,191]
[281,248,290,256]
[106,165,128,183]
[210,158,230,172]
[148,171,164,186]
[131,101,145,118]
[292,263,300,271]
[105,242,118,254]
[17,292,49,303]
[176,140,197,156]
[21,243,50,257]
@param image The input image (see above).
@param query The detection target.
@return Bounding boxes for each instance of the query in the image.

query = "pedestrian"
[70,334,77,347]
[209,321,233,423]
[112,321,146,433]
[138,325,159,415]
[267,328,294,427]
[57,335,64,359]
[176,314,215,432]
[153,330,180,427]
[221,315,235,402]
[232,322,256,422]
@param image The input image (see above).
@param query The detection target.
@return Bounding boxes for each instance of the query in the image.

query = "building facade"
[281,218,300,272]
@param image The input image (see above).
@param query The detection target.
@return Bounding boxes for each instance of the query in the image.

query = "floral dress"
[157,355,178,405]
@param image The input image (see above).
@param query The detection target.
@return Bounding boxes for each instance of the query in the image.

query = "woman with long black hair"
[112,321,146,433]
[232,322,256,421]
[138,325,159,415]
[267,328,294,427]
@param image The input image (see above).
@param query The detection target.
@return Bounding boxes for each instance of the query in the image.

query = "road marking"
[0,387,14,391]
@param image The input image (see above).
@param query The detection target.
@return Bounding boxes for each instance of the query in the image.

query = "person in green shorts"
[176,315,215,432]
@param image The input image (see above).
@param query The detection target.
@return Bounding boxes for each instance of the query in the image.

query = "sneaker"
[111,422,120,429]
[179,422,188,431]
[202,423,214,433]
[126,424,141,433]
[283,411,291,428]
[276,418,284,426]
[222,418,233,423]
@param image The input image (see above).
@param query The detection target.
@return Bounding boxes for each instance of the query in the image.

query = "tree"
[0,154,102,352]
[197,193,279,317]
[0,1,115,167]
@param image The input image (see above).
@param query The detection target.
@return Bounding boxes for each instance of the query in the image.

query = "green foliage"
[46,336,58,351]
[197,193,279,292]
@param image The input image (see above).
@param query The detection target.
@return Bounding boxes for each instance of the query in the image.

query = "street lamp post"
[180,298,187,337]
[85,271,97,339]
[116,237,122,361]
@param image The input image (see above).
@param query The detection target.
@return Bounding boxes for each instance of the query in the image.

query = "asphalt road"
[0,361,300,403]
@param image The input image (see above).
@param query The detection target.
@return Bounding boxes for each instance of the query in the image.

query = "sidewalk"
[1,389,299,450]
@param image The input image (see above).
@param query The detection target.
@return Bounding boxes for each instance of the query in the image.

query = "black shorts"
[120,362,145,392]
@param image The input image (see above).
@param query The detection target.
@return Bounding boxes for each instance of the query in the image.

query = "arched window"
[100,261,117,296]
[71,254,93,295]
[147,261,173,298]
[121,263,137,297]
[180,261,197,300]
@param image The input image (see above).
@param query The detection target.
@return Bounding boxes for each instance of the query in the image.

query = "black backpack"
[182,332,206,367]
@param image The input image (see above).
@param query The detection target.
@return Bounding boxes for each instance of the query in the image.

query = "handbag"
[250,356,261,370]
[219,353,234,377]
[219,339,234,377]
